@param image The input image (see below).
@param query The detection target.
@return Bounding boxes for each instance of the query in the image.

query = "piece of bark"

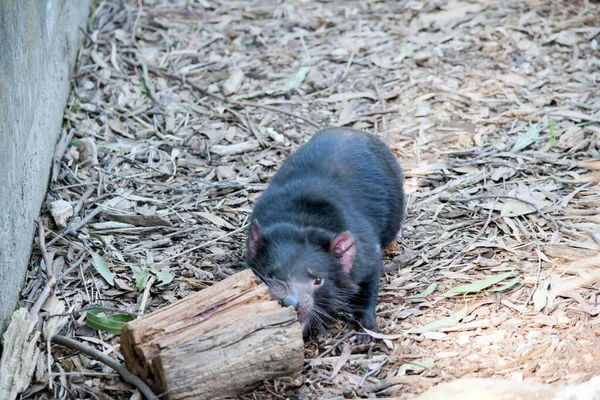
[120,268,304,400]
[210,140,261,156]
[102,212,172,227]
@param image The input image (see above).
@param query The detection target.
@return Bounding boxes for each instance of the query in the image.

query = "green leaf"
[406,282,437,300]
[69,139,122,154]
[399,44,415,59]
[491,276,520,293]
[151,268,174,286]
[131,266,152,292]
[88,233,106,248]
[407,303,469,334]
[232,66,310,100]
[443,272,515,296]
[548,120,557,149]
[90,251,115,286]
[511,122,540,152]
[398,358,434,375]
[283,66,311,91]
[86,307,134,335]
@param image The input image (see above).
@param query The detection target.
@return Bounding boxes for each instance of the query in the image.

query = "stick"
[30,220,57,316]
[144,64,320,128]
[47,205,105,246]
[52,335,158,400]
[448,195,558,230]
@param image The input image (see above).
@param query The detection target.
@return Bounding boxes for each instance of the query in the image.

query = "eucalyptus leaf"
[407,303,469,334]
[88,233,107,248]
[491,276,520,293]
[398,358,434,375]
[151,268,174,286]
[400,44,415,59]
[86,307,134,335]
[232,66,310,100]
[443,272,515,296]
[90,251,115,286]
[406,282,437,300]
[131,266,152,291]
[512,122,540,152]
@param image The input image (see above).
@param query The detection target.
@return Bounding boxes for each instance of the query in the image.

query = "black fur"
[246,127,405,339]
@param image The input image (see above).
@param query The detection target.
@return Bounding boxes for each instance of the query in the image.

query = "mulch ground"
[19,0,600,398]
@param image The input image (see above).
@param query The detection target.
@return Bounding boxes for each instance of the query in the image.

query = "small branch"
[520,244,543,314]
[47,205,105,246]
[35,219,54,279]
[161,224,248,263]
[30,220,57,316]
[446,202,496,268]
[238,101,319,128]
[30,277,56,317]
[57,253,87,281]
[143,64,320,128]
[447,195,558,230]
[52,335,158,400]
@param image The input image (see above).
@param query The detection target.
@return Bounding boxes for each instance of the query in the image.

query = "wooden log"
[120,268,304,399]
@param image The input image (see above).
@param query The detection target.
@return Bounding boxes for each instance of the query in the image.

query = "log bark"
[120,268,304,399]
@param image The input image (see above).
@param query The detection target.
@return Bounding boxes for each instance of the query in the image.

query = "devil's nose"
[282,295,298,309]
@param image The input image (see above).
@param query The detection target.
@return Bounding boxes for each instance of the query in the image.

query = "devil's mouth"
[300,319,310,336]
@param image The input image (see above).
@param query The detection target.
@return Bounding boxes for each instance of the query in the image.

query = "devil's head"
[246,220,358,336]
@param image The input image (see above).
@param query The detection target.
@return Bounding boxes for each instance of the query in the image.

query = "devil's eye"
[313,276,323,286]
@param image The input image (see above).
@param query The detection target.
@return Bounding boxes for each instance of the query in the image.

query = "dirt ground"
[17,0,600,398]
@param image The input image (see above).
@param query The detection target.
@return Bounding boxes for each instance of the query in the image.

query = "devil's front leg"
[351,262,382,344]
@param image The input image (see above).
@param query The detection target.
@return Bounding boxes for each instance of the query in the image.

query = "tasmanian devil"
[246,127,405,342]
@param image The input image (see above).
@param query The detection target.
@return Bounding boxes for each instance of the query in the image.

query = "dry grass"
[19,0,600,398]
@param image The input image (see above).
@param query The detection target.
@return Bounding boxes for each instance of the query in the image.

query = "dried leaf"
[398,358,434,375]
[222,68,245,96]
[194,211,235,229]
[49,200,73,228]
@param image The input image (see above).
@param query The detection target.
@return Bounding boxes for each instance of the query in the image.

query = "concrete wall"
[0,0,92,334]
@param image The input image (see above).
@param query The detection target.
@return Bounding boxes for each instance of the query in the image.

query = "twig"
[358,375,441,394]
[35,219,54,279]
[143,64,320,128]
[358,359,387,388]
[47,204,106,246]
[58,253,87,281]
[52,335,158,400]
[139,276,155,314]
[30,220,57,316]
[238,101,320,128]
[316,332,355,359]
[135,56,164,109]
[448,195,558,230]
[520,244,543,314]
[161,224,248,263]
[446,202,496,269]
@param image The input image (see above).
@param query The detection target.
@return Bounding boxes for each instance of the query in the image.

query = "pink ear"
[248,221,263,260]
[329,231,356,274]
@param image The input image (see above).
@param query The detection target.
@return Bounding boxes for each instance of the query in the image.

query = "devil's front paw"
[354,317,380,344]
[354,331,375,344]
